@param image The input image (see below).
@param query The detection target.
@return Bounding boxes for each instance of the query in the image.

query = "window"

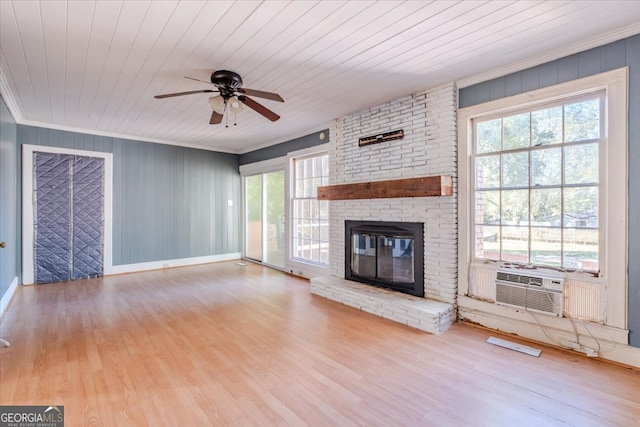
[458,67,628,330]
[291,153,329,265]
[473,94,603,272]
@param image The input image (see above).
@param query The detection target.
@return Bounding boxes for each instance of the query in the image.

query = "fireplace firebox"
[345,221,424,297]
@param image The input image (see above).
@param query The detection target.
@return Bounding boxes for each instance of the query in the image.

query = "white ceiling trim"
[16,118,238,154]
[456,22,640,89]
[0,54,24,122]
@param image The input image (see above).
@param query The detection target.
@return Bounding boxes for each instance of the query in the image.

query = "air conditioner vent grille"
[496,271,542,286]
[495,269,565,316]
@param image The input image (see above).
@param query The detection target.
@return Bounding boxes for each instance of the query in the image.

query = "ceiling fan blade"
[184,76,212,84]
[210,110,224,125]
[237,87,284,102]
[238,95,280,122]
[154,89,215,99]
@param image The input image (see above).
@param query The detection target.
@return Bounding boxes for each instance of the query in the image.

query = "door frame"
[22,144,113,285]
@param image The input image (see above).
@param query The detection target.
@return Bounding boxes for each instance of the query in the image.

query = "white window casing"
[458,67,628,331]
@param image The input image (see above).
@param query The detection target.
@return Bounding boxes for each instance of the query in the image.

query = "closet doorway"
[22,145,113,285]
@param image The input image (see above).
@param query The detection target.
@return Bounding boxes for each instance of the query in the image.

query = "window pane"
[475,225,500,260]
[311,244,320,262]
[565,143,598,185]
[301,199,310,219]
[304,158,313,178]
[476,155,500,189]
[564,186,598,228]
[531,227,562,267]
[304,178,314,197]
[292,238,301,258]
[309,199,318,220]
[295,161,304,179]
[532,106,562,146]
[503,113,530,150]
[502,190,529,225]
[245,175,263,261]
[295,179,304,197]
[311,221,320,240]
[531,188,561,224]
[564,98,600,142]
[502,226,529,263]
[302,239,311,259]
[471,95,602,272]
[319,221,329,242]
[475,191,500,224]
[502,152,529,188]
[320,247,330,264]
[319,200,329,220]
[563,228,598,271]
[291,153,329,265]
[476,119,501,154]
[299,220,311,239]
[531,147,561,186]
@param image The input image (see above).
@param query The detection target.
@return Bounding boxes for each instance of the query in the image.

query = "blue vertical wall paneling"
[239,130,329,165]
[626,35,640,348]
[459,34,640,347]
[0,96,19,298]
[15,125,241,267]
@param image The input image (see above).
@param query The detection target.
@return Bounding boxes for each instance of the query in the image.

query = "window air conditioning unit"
[495,268,565,316]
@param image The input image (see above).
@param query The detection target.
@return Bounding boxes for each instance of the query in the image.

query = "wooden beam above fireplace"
[317,175,452,200]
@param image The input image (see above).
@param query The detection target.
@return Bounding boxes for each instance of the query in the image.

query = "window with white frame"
[291,153,329,265]
[458,68,628,330]
[473,94,603,272]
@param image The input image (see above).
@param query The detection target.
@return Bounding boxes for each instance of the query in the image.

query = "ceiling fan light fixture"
[228,96,244,113]
[208,95,226,114]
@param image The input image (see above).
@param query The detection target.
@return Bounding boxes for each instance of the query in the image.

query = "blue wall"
[0,96,19,300]
[459,35,640,347]
[16,125,241,266]
[239,129,329,165]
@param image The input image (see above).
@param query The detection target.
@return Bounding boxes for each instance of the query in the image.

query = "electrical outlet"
[162,263,169,269]
[585,348,599,357]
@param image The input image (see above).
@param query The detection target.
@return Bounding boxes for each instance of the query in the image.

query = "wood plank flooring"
[1,261,639,426]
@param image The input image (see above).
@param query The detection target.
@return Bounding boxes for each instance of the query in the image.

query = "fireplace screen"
[346,221,424,297]
[351,234,414,283]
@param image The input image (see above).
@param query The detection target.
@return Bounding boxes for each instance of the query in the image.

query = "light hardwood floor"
[1,261,638,426]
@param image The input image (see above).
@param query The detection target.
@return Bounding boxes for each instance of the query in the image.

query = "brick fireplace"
[310,83,458,334]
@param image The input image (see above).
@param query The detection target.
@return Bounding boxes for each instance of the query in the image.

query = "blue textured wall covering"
[0,97,19,299]
[239,130,329,165]
[16,126,241,266]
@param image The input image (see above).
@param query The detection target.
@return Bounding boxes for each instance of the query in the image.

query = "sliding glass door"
[244,171,285,268]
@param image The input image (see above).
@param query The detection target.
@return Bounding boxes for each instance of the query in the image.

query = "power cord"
[524,283,601,356]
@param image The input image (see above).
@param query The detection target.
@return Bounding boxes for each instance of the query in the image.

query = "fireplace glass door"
[351,233,414,284]
[377,236,414,283]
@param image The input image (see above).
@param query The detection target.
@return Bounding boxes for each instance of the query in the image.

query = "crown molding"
[0,53,24,123]
[17,119,238,154]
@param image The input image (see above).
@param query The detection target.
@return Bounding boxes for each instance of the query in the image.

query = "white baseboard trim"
[108,253,241,275]
[458,295,640,369]
[284,260,329,280]
[0,276,19,318]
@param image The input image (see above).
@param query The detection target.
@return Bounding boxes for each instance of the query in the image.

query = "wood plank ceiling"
[1,1,639,153]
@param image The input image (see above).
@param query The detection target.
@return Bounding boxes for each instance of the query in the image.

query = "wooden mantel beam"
[317,176,452,200]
